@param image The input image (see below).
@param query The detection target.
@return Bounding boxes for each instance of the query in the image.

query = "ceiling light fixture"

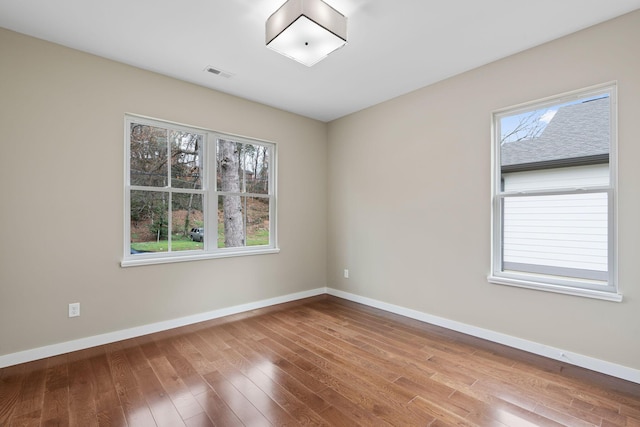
[266,0,347,67]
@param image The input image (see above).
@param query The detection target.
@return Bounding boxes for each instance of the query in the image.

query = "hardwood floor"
[1,295,639,426]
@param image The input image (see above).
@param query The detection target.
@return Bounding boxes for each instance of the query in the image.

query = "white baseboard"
[326,288,640,384]
[3,286,639,385]
[0,287,327,369]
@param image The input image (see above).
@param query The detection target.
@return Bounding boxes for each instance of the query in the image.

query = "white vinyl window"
[122,115,278,267]
[489,83,620,301]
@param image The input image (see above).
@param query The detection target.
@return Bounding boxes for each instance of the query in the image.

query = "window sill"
[121,247,280,267]
[487,275,622,302]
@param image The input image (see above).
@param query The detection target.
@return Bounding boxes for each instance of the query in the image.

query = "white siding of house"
[503,164,609,192]
[502,164,609,275]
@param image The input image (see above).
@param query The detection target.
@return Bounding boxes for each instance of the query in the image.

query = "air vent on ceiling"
[204,66,233,79]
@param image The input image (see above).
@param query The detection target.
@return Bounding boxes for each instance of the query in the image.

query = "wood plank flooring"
[1,295,639,426]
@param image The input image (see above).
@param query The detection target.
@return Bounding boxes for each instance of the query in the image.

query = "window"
[123,115,277,266]
[490,83,620,301]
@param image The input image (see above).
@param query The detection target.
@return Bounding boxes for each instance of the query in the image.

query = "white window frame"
[489,83,620,301]
[122,114,279,267]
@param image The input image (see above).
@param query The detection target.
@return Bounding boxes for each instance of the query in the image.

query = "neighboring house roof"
[501,96,610,171]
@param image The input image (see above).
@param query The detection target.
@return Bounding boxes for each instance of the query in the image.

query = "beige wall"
[327,10,640,370]
[0,28,327,356]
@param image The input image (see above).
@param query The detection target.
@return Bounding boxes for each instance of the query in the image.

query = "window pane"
[218,195,244,248]
[500,95,610,171]
[247,197,270,246]
[502,192,608,279]
[239,143,270,194]
[130,124,168,187]
[130,190,169,253]
[172,193,204,251]
[217,139,240,192]
[217,140,270,194]
[171,131,203,189]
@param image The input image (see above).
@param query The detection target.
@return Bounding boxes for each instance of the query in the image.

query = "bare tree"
[170,131,202,237]
[500,110,549,145]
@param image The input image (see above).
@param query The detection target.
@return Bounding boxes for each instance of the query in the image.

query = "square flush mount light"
[266,0,347,67]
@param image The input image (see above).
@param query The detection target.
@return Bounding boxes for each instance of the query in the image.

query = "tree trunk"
[219,140,244,247]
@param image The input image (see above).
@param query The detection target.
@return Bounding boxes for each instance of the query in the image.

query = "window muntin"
[490,84,618,299]
[124,115,277,266]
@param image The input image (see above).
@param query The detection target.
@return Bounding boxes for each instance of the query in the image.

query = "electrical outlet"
[68,302,80,318]
[344,269,349,279]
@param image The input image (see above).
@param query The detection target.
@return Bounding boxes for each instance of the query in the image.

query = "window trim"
[489,82,620,301]
[122,114,279,267]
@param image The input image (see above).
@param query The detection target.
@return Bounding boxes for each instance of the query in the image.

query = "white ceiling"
[1,0,639,122]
